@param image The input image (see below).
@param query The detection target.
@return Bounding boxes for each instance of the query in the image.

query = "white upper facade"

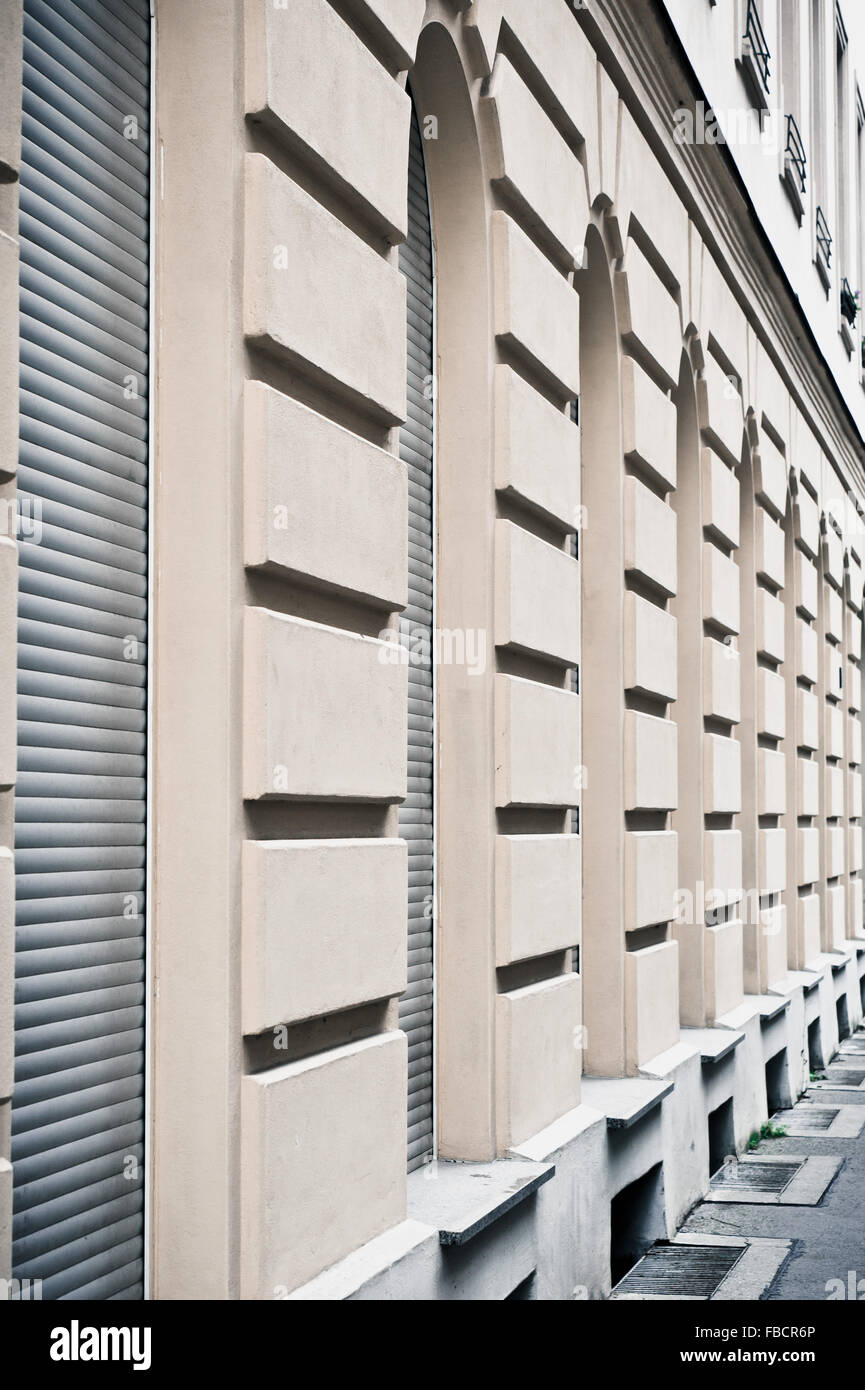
[662,0,865,446]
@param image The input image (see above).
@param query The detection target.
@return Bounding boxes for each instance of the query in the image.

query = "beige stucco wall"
[0,0,859,1299]
[141,0,865,1298]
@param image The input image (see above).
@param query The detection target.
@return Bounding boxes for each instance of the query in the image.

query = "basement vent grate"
[840,1040,865,1053]
[710,1159,801,1194]
[613,1243,744,1298]
[775,1108,838,1131]
[820,1069,865,1086]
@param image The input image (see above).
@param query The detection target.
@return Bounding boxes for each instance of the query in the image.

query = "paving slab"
[771,1104,865,1139]
[610,1235,791,1301]
[680,1036,865,1299]
[703,1154,841,1205]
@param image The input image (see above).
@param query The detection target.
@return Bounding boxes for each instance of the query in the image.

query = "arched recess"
[671,342,706,1025]
[789,474,823,967]
[578,218,627,1077]
[737,426,759,977]
[819,509,847,951]
[844,550,865,939]
[815,511,833,952]
[397,93,436,1173]
[782,480,802,968]
[408,21,496,1160]
[739,417,789,994]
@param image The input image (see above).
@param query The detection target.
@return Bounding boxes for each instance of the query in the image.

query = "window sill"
[815,248,832,292]
[681,1026,746,1065]
[738,47,770,112]
[780,161,804,223]
[580,1075,673,1129]
[407,1158,555,1246]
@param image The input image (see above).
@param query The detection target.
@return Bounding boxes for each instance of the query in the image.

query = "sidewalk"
[614,1027,865,1301]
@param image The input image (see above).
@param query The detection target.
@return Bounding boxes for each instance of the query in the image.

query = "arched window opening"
[398,97,436,1173]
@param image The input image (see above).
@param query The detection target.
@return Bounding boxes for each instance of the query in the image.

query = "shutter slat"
[14,1187,142,1264]
[14,1141,143,1216]
[26,0,148,105]
[13,0,149,1298]
[13,1000,143,1050]
[16,1027,144,1082]
[21,308,148,398]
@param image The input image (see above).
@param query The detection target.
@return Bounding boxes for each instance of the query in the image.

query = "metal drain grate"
[613,1243,744,1298]
[710,1159,801,1194]
[776,1108,838,1131]
[821,1069,865,1086]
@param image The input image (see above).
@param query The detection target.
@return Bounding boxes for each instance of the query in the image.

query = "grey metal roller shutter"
[398,103,434,1173]
[12,0,150,1301]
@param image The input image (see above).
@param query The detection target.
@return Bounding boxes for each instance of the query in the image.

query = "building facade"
[0,0,864,1300]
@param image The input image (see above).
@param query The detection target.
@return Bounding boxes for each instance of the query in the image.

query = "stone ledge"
[811,952,842,974]
[681,1027,745,1065]
[716,994,789,1030]
[580,1076,674,1130]
[285,1219,436,1301]
[772,968,821,995]
[753,994,791,1022]
[510,1102,606,1162]
[637,1040,700,1078]
[406,1159,555,1246]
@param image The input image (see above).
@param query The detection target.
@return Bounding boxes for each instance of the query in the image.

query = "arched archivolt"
[735,413,791,994]
[782,473,803,969]
[736,418,760,987]
[406,18,496,1160]
[848,548,865,940]
[578,214,629,1077]
[672,335,712,1026]
[818,506,847,953]
[580,210,684,1073]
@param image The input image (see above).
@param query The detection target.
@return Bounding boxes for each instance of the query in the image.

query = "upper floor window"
[835,7,858,351]
[811,0,832,284]
[856,95,865,372]
[781,0,806,218]
[741,0,772,107]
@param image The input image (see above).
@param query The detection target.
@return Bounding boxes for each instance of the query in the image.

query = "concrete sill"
[580,1076,673,1130]
[815,248,831,292]
[681,1027,745,1064]
[781,161,804,222]
[737,49,770,114]
[773,968,821,995]
[812,951,841,971]
[754,994,790,1022]
[407,1159,555,1247]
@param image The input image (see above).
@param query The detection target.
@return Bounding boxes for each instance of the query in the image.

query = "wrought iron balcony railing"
[816,206,833,270]
[784,114,806,194]
[742,0,771,95]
